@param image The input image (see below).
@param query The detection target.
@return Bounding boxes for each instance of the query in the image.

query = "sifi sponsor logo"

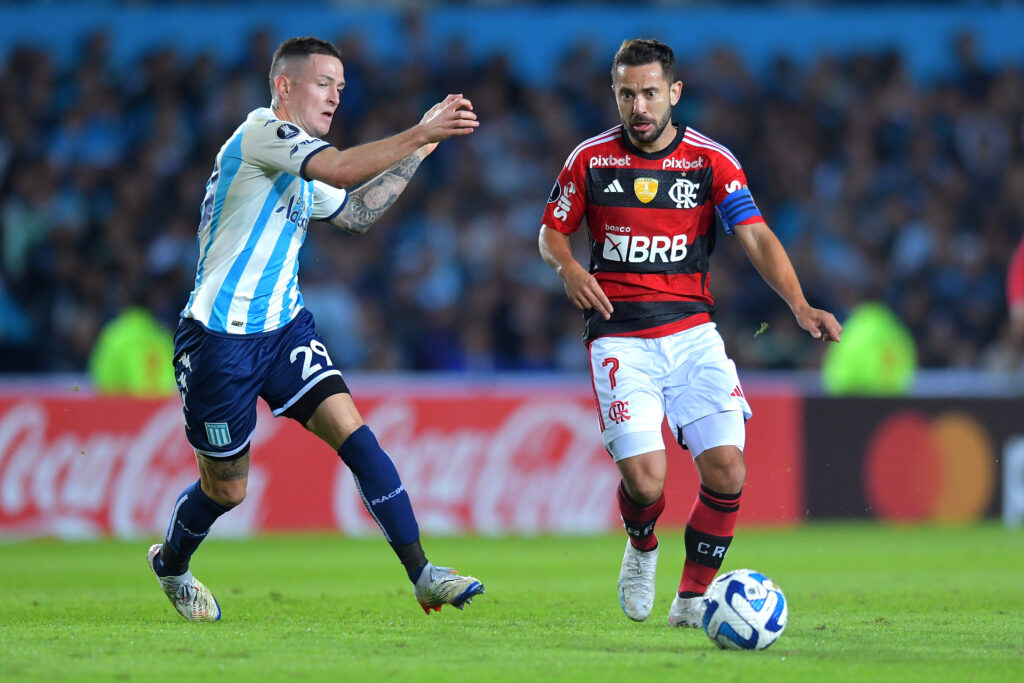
[662,157,705,171]
[590,154,631,168]
[552,181,576,221]
[724,180,746,194]
[603,233,688,263]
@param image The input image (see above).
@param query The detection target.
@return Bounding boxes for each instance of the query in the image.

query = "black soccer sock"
[393,541,429,583]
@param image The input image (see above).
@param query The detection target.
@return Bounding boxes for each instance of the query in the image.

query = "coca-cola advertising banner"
[0,383,801,539]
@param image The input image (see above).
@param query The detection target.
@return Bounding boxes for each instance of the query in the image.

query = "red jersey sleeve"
[704,141,763,233]
[541,153,587,235]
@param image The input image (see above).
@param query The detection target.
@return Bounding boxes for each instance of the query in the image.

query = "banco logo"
[669,178,700,209]
[603,233,688,263]
[590,154,631,168]
[662,157,705,171]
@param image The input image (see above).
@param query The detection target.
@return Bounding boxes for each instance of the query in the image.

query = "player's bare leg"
[305,393,484,612]
[670,445,745,627]
[616,449,667,621]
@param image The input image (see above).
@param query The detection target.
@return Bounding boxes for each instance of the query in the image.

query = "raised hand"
[418,94,478,147]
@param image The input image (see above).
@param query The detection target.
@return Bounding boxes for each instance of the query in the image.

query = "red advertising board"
[0,382,801,538]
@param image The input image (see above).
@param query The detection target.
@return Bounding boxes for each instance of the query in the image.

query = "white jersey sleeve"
[311,180,348,221]
[242,116,332,179]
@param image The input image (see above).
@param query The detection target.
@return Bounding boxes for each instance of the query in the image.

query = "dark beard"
[628,109,671,144]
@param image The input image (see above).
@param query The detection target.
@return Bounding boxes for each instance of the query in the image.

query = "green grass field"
[2,523,1022,682]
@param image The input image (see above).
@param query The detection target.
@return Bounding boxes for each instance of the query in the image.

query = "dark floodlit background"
[1,1,1022,388]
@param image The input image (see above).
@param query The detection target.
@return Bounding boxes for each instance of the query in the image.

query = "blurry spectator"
[88,286,177,397]
[822,301,917,396]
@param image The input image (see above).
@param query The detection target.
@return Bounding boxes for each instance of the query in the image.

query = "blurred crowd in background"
[0,19,1021,377]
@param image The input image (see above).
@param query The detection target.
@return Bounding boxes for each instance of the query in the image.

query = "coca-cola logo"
[0,399,275,539]
[332,399,619,534]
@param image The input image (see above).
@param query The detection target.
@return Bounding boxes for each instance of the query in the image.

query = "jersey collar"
[619,122,685,160]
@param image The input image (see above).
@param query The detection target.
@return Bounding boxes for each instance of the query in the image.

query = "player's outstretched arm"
[328,147,430,234]
[733,221,842,342]
[305,94,477,189]
[539,225,613,320]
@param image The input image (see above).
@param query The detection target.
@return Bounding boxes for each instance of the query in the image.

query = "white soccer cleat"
[668,593,706,628]
[414,562,485,614]
[618,540,658,622]
[147,543,221,622]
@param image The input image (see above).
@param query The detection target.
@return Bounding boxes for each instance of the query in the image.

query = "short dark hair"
[269,37,342,103]
[611,39,676,84]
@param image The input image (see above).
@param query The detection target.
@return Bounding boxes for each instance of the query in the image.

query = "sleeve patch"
[277,123,301,139]
[547,181,561,203]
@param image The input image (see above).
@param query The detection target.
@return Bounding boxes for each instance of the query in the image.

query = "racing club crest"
[634,177,658,203]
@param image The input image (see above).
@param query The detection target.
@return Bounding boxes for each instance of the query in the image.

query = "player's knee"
[205,480,247,508]
[622,475,665,505]
[698,447,746,493]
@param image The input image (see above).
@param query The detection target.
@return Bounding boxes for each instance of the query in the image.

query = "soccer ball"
[701,568,788,650]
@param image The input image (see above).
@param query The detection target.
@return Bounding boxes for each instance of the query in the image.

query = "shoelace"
[174,581,195,603]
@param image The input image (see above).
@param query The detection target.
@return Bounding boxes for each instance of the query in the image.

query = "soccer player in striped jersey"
[539,39,841,628]
[147,37,484,621]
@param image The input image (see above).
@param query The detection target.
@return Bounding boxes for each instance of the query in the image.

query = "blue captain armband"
[717,188,762,234]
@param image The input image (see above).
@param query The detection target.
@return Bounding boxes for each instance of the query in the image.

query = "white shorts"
[589,322,752,461]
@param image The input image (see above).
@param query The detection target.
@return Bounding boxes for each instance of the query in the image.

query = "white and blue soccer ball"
[701,568,788,650]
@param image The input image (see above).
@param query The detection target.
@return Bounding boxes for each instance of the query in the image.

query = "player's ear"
[274,74,290,102]
[670,80,683,106]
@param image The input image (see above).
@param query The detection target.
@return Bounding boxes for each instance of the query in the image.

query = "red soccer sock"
[679,484,741,596]
[617,481,665,552]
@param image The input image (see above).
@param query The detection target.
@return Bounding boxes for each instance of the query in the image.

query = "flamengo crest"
[669,177,700,209]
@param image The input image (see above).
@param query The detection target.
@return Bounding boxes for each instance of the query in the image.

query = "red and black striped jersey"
[541,124,763,342]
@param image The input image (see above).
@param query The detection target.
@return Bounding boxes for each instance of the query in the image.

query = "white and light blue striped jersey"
[182,107,348,335]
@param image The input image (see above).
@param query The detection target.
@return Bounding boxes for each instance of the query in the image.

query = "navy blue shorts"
[172,308,345,457]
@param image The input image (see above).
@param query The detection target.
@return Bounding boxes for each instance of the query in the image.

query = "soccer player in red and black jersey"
[539,39,841,627]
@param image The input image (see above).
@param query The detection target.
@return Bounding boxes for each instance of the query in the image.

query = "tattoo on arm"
[333,153,424,234]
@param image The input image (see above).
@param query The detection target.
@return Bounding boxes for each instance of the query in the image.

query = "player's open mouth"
[631,120,653,132]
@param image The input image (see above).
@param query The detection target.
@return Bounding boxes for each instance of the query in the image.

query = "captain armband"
[716,188,762,234]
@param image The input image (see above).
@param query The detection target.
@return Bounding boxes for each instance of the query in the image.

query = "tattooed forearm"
[391,153,423,181]
[333,153,424,234]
